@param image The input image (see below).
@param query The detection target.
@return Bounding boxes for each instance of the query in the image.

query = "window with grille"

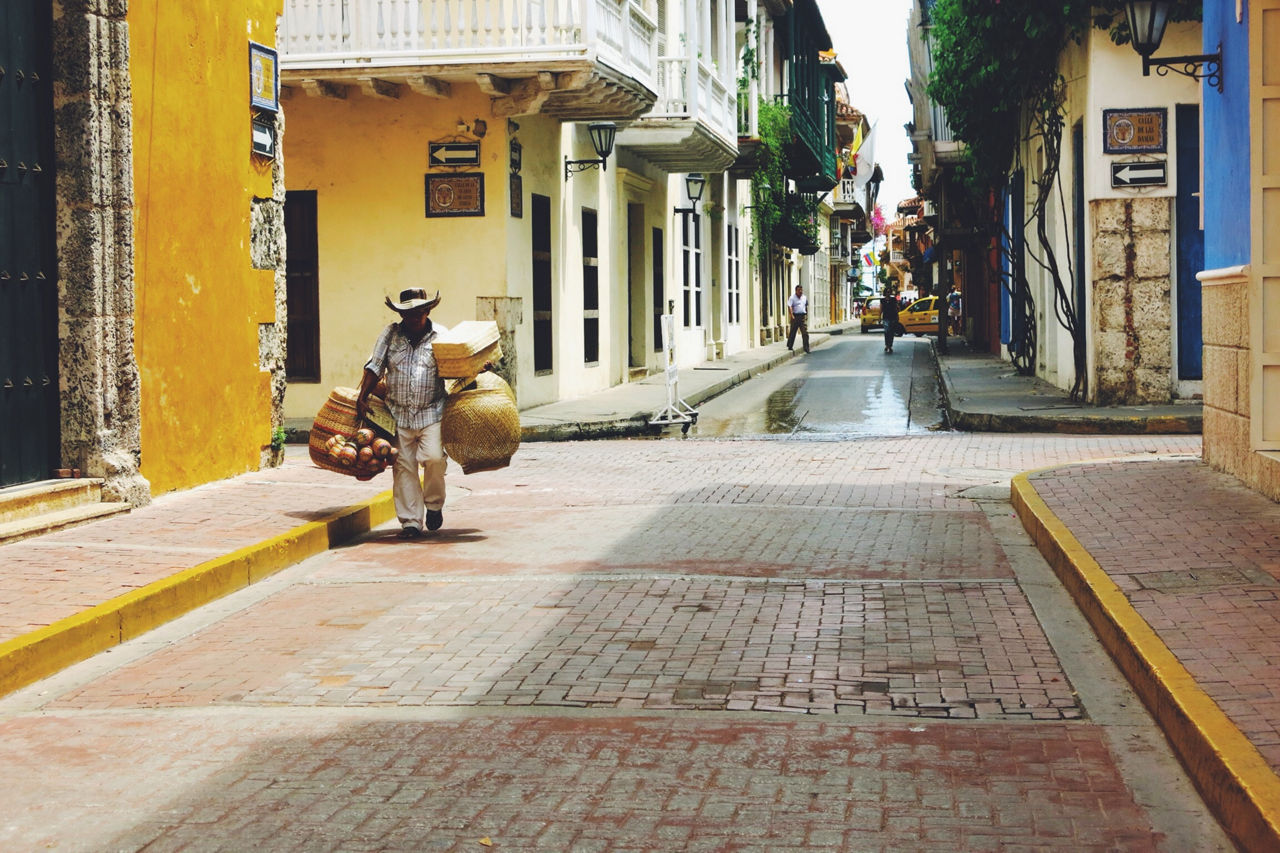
[727,222,741,324]
[681,212,702,328]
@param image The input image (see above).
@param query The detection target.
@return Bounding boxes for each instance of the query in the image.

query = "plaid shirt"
[364,321,447,430]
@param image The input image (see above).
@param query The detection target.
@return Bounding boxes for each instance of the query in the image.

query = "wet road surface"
[689,331,942,438]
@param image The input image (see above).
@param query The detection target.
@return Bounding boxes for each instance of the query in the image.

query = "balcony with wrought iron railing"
[280,0,658,119]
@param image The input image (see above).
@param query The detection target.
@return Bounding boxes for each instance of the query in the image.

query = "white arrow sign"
[1111,161,1166,187]
[429,142,480,166]
[251,120,275,157]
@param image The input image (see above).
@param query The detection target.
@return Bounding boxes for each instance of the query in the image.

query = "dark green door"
[0,0,60,487]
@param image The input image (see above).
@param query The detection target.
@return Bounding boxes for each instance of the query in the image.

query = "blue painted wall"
[1202,0,1251,268]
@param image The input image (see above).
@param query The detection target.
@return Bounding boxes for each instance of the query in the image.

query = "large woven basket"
[308,386,392,478]
[433,321,503,379]
[441,372,520,474]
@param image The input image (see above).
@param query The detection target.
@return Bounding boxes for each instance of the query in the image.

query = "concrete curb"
[0,490,396,699]
[933,342,1201,435]
[1011,468,1280,852]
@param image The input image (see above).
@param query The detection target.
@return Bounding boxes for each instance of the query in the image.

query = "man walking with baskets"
[355,288,449,539]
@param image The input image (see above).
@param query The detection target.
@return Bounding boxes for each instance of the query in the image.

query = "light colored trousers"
[393,422,447,530]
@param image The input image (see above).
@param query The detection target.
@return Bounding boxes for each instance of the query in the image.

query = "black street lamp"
[1124,0,1222,92]
[674,173,707,215]
[564,122,618,180]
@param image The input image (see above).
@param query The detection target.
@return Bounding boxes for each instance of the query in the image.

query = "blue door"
[1175,104,1204,380]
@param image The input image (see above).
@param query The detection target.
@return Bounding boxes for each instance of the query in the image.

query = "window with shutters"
[284,191,320,381]
[727,222,741,325]
[652,227,664,351]
[532,193,553,373]
[582,208,599,364]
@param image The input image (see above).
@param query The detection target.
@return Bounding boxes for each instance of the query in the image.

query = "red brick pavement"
[0,711,1166,851]
[1027,458,1280,774]
[0,435,1223,851]
[50,576,1078,718]
[0,455,387,640]
[0,435,1195,644]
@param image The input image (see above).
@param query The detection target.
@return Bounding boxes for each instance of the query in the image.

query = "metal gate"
[0,0,60,487]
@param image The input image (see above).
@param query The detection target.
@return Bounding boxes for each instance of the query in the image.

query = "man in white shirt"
[786,284,810,353]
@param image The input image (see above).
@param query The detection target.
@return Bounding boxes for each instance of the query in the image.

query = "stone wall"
[1201,267,1280,502]
[52,0,150,506]
[251,95,287,469]
[1090,197,1174,405]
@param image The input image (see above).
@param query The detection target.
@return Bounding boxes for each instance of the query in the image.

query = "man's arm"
[354,367,381,423]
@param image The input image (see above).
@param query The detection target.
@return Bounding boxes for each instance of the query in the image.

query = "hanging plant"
[750,98,791,263]
[783,193,821,247]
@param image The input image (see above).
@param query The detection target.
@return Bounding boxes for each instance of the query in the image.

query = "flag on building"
[852,121,878,191]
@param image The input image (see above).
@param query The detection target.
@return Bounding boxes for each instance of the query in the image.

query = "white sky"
[818,0,915,214]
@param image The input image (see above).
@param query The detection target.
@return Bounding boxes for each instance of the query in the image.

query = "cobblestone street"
[0,435,1232,851]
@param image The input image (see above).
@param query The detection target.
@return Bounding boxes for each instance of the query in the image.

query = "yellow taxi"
[900,295,940,335]
[859,297,884,333]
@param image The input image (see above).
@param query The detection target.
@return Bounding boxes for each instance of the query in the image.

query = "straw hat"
[384,288,441,313]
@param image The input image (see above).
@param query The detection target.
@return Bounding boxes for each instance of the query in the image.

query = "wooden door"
[0,0,59,487]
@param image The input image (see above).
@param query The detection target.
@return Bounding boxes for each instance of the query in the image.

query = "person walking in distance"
[881,287,900,354]
[786,284,810,353]
[355,288,449,539]
[947,283,963,337]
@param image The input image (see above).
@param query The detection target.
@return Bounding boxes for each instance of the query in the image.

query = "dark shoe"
[425,509,444,531]
[398,526,422,539]
[804,348,810,353]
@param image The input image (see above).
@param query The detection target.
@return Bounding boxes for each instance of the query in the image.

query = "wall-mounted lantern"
[1123,0,1222,92]
[564,122,617,180]
[673,173,707,215]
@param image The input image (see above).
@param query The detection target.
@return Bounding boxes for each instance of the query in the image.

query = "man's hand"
[354,394,369,424]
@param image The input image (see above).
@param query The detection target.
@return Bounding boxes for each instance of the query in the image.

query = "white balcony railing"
[837,178,858,205]
[281,0,656,89]
[647,56,735,137]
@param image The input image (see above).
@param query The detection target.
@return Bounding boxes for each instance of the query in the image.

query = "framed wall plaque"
[425,173,485,217]
[510,174,523,218]
[249,42,279,113]
[1102,108,1167,154]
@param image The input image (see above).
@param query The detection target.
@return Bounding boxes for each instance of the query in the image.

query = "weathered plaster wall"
[1091,197,1173,405]
[130,0,286,496]
[52,0,149,505]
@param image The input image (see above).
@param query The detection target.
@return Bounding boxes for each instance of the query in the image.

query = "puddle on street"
[764,379,805,433]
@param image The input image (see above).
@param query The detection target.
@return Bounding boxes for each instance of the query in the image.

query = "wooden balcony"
[280,0,658,120]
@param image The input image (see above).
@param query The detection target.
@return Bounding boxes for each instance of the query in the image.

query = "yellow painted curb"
[0,490,395,699]
[1012,467,1280,852]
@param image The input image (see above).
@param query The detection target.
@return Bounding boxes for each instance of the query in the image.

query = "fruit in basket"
[358,446,374,465]
[372,437,392,459]
[355,428,375,447]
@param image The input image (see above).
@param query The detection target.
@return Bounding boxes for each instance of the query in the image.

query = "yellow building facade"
[130,0,288,496]
[0,2,286,501]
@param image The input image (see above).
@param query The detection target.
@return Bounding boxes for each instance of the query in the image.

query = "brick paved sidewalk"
[0,449,391,694]
[1015,457,1280,850]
